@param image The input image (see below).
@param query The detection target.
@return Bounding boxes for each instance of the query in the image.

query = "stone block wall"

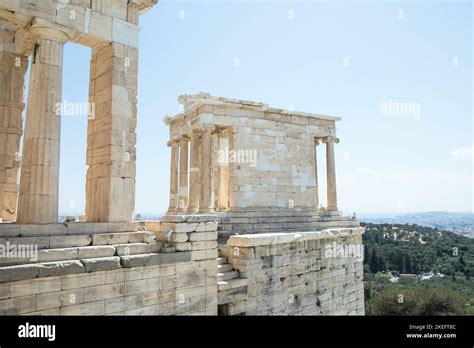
[0,219,363,316]
[0,217,218,315]
[218,227,365,315]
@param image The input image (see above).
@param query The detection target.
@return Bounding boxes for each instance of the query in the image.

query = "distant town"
[360,212,474,239]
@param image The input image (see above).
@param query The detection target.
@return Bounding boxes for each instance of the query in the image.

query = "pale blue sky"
[51,0,472,216]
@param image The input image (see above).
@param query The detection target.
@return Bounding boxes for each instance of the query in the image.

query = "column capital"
[179,136,190,145]
[29,19,70,43]
[167,139,180,147]
[322,136,340,144]
[202,124,216,132]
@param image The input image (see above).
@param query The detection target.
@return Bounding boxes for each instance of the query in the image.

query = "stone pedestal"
[17,26,69,224]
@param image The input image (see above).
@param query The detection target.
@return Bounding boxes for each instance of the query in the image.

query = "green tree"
[370,249,379,273]
[405,255,413,274]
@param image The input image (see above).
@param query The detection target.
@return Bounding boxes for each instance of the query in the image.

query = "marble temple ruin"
[0,0,364,316]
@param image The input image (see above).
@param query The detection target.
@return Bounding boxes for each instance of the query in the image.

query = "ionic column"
[177,137,189,212]
[188,130,201,213]
[166,139,180,215]
[127,0,140,25]
[323,136,339,211]
[17,25,69,224]
[199,124,215,213]
[0,28,28,222]
[312,139,320,209]
[217,128,230,210]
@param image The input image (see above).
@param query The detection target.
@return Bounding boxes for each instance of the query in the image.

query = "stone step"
[115,242,162,256]
[224,298,257,315]
[218,292,248,306]
[0,256,123,283]
[91,231,156,246]
[217,263,233,272]
[218,220,360,235]
[217,278,248,292]
[0,222,141,238]
[0,241,164,266]
[217,257,227,265]
[223,209,324,218]
[218,271,239,282]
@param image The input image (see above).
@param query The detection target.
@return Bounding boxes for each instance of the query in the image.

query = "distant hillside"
[362,223,474,277]
[361,212,474,238]
[362,223,474,315]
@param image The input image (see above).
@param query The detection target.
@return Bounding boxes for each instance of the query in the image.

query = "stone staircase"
[0,223,165,282]
[217,250,249,315]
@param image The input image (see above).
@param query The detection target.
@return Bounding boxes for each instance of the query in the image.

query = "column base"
[186,207,200,214]
[326,206,338,211]
[199,208,215,214]
[176,206,189,213]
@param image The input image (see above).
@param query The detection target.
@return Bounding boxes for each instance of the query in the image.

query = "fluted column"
[166,139,179,215]
[177,137,189,212]
[17,25,69,224]
[199,124,214,213]
[323,136,339,211]
[188,130,201,213]
[0,28,28,222]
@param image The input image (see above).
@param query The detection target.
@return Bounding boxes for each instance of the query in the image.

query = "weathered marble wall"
[0,217,218,315]
[218,227,365,315]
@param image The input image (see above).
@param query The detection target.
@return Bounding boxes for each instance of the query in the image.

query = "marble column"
[312,138,320,209]
[200,125,215,213]
[323,136,339,211]
[188,130,201,213]
[127,0,140,25]
[166,139,179,215]
[0,28,28,222]
[86,42,138,222]
[17,25,69,224]
[177,137,189,212]
[217,128,230,210]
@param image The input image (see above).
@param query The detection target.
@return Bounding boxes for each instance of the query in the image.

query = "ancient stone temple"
[164,93,360,238]
[0,1,364,316]
[164,93,364,315]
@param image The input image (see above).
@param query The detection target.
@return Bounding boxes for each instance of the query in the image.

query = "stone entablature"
[0,0,156,50]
